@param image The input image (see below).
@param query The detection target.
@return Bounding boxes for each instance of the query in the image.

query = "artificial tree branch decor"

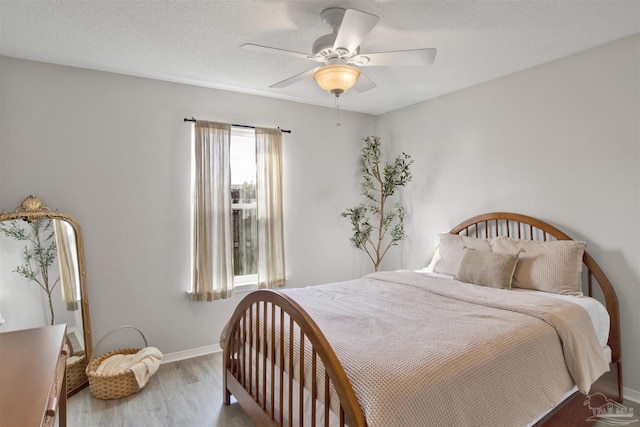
[0,219,59,325]
[341,136,413,271]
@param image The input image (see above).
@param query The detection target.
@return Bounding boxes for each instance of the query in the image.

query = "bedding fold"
[367,270,610,394]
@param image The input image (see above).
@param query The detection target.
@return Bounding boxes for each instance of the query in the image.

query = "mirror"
[0,195,92,395]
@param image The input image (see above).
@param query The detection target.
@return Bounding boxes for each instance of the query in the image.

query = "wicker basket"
[64,334,88,392]
[66,349,88,391]
[85,325,149,400]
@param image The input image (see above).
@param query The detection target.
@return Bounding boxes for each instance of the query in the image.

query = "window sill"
[185,283,257,299]
[233,283,258,293]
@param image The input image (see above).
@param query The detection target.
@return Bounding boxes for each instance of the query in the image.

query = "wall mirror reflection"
[0,195,92,395]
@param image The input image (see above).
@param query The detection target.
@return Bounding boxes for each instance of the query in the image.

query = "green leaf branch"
[341,136,413,271]
[0,219,59,324]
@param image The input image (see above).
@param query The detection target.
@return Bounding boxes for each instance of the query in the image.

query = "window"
[229,128,258,286]
[190,121,284,301]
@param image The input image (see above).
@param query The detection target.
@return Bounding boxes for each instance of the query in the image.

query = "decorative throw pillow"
[455,248,519,289]
[490,237,586,296]
[432,233,492,276]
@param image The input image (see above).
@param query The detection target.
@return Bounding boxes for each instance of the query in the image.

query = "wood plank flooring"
[68,352,255,427]
[68,351,640,426]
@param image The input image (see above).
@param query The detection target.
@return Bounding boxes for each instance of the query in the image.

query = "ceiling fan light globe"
[313,65,360,95]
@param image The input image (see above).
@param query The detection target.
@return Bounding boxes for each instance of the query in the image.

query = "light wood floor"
[68,352,255,427]
[68,352,640,426]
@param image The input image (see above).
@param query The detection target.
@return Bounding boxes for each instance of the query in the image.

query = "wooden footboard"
[222,289,367,427]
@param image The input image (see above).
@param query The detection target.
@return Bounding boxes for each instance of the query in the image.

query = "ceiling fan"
[241,7,437,98]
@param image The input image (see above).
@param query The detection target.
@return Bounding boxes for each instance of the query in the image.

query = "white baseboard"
[624,387,640,404]
[160,344,221,364]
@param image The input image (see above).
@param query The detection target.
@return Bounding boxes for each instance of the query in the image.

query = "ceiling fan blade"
[354,72,377,93]
[357,48,437,67]
[241,43,321,62]
[270,68,318,88]
[333,9,379,55]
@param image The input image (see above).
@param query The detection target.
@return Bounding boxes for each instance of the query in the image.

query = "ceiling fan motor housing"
[312,33,339,57]
[321,7,346,30]
[313,8,354,59]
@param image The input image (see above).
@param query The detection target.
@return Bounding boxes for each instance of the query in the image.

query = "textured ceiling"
[1,1,639,115]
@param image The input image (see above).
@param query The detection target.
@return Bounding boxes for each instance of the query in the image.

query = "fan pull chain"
[335,95,341,127]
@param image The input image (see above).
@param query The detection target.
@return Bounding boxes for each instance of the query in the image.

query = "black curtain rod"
[183,117,291,134]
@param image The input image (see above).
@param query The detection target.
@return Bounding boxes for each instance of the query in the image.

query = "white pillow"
[491,237,586,296]
[432,233,492,276]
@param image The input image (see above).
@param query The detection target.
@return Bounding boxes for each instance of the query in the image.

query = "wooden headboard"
[449,212,621,364]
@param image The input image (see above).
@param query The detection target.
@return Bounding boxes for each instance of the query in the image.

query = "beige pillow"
[455,248,519,289]
[433,233,492,276]
[491,237,586,296]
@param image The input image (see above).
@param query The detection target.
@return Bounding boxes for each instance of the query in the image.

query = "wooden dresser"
[0,324,68,427]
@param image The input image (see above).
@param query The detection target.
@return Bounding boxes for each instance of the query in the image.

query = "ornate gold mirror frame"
[0,195,92,395]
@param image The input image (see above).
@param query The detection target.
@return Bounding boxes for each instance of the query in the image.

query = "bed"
[221,212,622,426]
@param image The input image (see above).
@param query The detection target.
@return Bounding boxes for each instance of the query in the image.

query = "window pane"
[230,129,257,278]
[230,129,256,186]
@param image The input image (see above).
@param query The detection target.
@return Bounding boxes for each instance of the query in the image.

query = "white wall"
[0,57,376,355]
[377,34,640,397]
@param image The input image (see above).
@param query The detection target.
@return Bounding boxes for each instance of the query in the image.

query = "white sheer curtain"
[255,128,286,288]
[192,121,234,301]
[53,219,81,310]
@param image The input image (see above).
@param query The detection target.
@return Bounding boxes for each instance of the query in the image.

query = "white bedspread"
[279,270,609,427]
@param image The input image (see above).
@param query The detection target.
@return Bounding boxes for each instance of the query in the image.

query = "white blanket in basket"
[95,347,163,388]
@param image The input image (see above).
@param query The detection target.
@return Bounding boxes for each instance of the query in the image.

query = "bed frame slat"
[311,350,317,427]
[249,305,254,399]
[261,302,267,410]
[324,371,330,427]
[288,316,294,426]
[279,307,284,425]
[299,331,305,426]
[270,303,276,419]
